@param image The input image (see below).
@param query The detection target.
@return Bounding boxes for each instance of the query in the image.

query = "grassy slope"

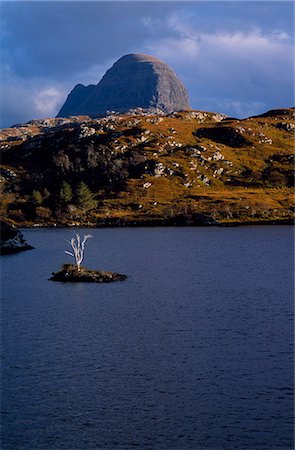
[0,109,294,226]
[91,110,294,225]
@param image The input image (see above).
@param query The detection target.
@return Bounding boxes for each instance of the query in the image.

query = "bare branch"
[64,233,92,271]
[81,234,92,252]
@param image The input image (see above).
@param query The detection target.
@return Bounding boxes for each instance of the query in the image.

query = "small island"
[50,263,127,283]
[50,233,127,283]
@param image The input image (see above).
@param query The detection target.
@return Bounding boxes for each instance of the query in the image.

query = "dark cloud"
[1,2,179,79]
[0,1,293,127]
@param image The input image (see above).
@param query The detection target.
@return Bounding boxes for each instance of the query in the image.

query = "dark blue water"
[1,226,294,449]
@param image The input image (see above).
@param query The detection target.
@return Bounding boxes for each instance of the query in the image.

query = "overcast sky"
[0,1,293,127]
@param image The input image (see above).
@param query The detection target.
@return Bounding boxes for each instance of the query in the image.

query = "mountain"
[57,53,190,117]
[0,108,294,227]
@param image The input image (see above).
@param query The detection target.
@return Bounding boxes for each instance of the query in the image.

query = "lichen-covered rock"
[276,122,295,132]
[58,53,190,117]
[50,264,127,283]
[0,221,33,255]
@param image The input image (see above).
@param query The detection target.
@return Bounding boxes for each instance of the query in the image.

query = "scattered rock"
[213,168,224,177]
[183,111,227,122]
[212,151,224,161]
[197,174,211,186]
[79,125,96,138]
[223,160,233,166]
[154,162,166,177]
[1,106,294,227]
[276,122,295,132]
[236,126,246,133]
[259,138,272,144]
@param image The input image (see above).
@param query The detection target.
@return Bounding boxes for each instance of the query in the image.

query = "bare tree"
[65,233,92,271]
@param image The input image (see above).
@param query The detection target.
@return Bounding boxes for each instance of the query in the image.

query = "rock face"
[58,53,190,117]
[0,221,33,255]
[50,264,127,283]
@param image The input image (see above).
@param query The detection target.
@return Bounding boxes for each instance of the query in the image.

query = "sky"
[0,1,294,127]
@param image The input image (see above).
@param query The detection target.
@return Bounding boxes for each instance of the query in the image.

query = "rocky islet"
[50,263,127,283]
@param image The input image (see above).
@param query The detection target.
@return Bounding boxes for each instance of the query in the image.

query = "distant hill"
[0,108,294,227]
[57,53,190,117]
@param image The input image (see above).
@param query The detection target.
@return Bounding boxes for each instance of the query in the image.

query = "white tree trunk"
[65,233,92,271]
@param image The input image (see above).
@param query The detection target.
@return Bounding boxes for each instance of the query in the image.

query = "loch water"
[1,226,294,449]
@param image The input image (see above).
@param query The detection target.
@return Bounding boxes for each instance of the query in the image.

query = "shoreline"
[19,218,294,229]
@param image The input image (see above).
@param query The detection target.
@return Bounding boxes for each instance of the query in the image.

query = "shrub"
[32,190,43,205]
[59,182,73,205]
[76,181,97,211]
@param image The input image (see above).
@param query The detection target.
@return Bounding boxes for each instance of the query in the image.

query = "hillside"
[0,108,294,227]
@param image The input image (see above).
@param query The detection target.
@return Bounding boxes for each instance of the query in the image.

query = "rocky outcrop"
[0,108,294,227]
[58,53,190,117]
[50,264,127,283]
[0,221,33,254]
[194,126,251,148]
[255,108,295,119]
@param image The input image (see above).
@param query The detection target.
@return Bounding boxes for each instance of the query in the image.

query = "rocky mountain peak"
[57,53,190,117]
